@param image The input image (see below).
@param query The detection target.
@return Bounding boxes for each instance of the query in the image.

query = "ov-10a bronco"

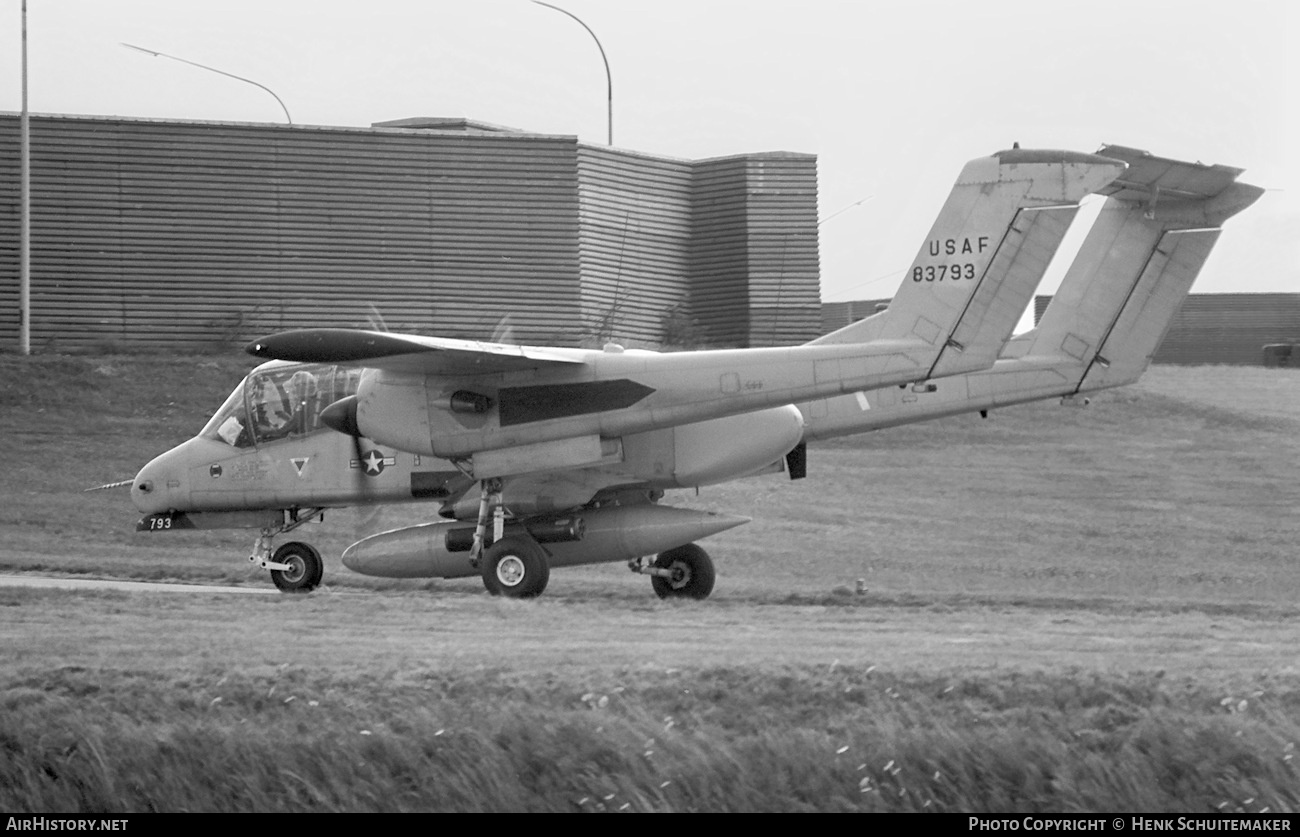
[125,145,1261,599]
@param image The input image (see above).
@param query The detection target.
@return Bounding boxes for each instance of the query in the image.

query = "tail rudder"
[814,149,1126,381]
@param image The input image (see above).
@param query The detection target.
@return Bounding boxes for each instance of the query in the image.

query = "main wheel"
[481,536,550,598]
[651,543,715,600]
[270,542,323,593]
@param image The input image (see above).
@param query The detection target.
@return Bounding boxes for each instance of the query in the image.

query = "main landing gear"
[466,478,716,600]
[249,509,326,593]
[481,535,551,598]
[630,543,716,600]
[467,478,550,599]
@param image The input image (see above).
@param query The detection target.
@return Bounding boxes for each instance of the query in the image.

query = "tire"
[651,543,715,600]
[481,536,549,598]
[270,542,323,593]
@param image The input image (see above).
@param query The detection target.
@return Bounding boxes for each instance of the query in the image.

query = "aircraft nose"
[131,446,187,514]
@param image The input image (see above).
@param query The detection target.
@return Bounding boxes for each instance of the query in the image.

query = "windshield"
[200,363,362,448]
[199,380,253,447]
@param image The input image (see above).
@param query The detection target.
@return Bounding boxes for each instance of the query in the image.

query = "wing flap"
[246,329,586,375]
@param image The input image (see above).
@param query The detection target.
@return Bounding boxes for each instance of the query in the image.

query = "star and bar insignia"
[350,449,396,476]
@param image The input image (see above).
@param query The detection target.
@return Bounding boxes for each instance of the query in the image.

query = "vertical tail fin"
[813,149,1125,381]
[1009,145,1265,393]
[797,146,1263,444]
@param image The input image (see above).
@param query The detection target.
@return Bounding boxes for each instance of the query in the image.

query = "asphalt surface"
[0,574,278,595]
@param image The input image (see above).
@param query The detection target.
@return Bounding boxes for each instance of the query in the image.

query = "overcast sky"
[3,0,1295,311]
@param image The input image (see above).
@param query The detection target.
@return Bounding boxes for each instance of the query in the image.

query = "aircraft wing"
[246,328,586,376]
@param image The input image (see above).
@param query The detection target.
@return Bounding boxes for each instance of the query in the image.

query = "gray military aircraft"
[126,145,1259,599]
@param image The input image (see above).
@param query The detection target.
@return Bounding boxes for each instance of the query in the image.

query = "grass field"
[1,354,1298,811]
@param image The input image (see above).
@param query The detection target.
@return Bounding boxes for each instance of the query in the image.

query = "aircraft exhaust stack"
[342,504,749,579]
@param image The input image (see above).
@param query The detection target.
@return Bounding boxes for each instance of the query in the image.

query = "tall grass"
[1,666,1295,812]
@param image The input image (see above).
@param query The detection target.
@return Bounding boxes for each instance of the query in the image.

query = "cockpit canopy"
[200,363,362,448]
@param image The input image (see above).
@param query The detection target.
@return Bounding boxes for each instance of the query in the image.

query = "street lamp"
[531,1,612,145]
[120,43,293,124]
[19,0,30,354]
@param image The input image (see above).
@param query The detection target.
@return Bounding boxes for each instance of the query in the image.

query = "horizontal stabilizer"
[1097,144,1243,203]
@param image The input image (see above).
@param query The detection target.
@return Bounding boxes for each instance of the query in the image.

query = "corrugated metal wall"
[1030,292,1300,365]
[0,113,823,353]
[819,299,890,335]
[692,154,821,348]
[691,158,753,347]
[732,154,822,348]
[576,146,693,346]
[1154,294,1300,365]
[0,115,587,349]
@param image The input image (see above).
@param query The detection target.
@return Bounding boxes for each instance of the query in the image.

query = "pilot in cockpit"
[252,370,318,441]
[283,370,319,435]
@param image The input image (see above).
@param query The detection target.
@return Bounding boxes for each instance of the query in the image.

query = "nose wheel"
[247,511,327,593]
[268,542,324,593]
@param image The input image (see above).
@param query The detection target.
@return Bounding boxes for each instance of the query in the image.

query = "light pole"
[19,0,30,354]
[120,43,293,124]
[531,1,612,146]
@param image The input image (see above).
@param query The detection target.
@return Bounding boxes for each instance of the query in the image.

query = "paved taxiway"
[0,575,278,595]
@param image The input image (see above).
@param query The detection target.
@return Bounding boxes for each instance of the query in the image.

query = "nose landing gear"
[248,509,327,593]
[268,542,324,593]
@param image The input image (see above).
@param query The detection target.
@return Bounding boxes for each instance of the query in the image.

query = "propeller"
[320,395,361,437]
[321,395,369,484]
[365,303,389,333]
[488,313,516,345]
[321,392,378,543]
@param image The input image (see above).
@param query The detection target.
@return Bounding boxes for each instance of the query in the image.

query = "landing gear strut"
[248,508,326,593]
[630,543,716,600]
[470,479,551,599]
